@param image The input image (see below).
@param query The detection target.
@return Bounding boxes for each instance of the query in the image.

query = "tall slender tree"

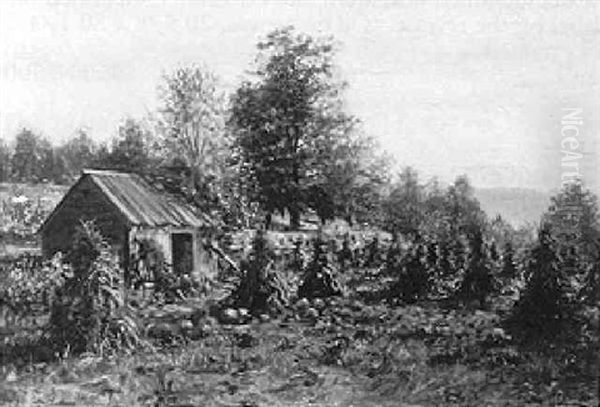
[156,66,229,216]
[382,167,424,237]
[61,128,97,178]
[0,140,10,182]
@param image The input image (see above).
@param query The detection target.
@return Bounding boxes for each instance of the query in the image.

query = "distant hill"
[474,187,551,227]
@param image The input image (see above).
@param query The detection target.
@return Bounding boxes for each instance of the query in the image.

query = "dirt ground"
[1,295,597,407]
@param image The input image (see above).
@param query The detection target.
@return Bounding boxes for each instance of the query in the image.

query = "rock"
[180,319,194,331]
[306,307,319,320]
[5,371,17,382]
[55,365,79,383]
[220,308,240,324]
[191,307,208,326]
[312,298,325,310]
[205,316,219,326]
[296,298,310,311]
[349,299,364,311]
[238,308,250,322]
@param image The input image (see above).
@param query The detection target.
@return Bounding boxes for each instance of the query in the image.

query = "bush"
[459,228,493,307]
[500,241,517,279]
[0,253,67,317]
[365,235,382,267]
[128,238,167,288]
[231,230,290,315]
[508,225,577,344]
[298,236,342,299]
[129,238,201,303]
[49,221,141,356]
[388,243,430,304]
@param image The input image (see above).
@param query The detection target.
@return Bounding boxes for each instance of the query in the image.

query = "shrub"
[129,238,201,303]
[458,228,493,307]
[508,225,577,344]
[128,238,167,288]
[337,234,354,270]
[298,236,342,299]
[500,241,517,279]
[291,237,308,273]
[365,235,382,267]
[49,221,141,355]
[388,243,430,304]
[384,234,403,276]
[231,230,290,315]
[0,253,67,318]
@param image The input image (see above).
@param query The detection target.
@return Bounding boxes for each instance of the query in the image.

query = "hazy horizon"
[1,1,599,191]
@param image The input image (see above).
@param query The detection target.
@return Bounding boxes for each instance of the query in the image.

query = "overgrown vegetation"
[229,230,290,316]
[1,25,599,405]
[49,221,141,356]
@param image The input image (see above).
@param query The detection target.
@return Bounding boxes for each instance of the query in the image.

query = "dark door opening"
[171,233,194,275]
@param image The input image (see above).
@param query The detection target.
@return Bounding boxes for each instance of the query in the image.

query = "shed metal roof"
[37,169,210,231]
[82,169,210,228]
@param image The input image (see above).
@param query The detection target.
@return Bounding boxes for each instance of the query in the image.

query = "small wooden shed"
[39,169,212,275]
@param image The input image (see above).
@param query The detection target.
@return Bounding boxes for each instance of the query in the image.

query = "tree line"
[1,26,496,235]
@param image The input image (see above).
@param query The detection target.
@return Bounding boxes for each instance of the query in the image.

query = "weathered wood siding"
[41,176,129,257]
[129,226,172,264]
[129,226,216,279]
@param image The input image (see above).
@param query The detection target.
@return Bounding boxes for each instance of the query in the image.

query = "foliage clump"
[500,241,517,279]
[49,221,141,355]
[231,230,290,315]
[0,253,66,316]
[298,236,343,299]
[458,227,493,307]
[130,238,200,303]
[508,225,575,343]
[388,242,430,304]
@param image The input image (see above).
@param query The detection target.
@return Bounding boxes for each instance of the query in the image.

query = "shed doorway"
[171,233,194,275]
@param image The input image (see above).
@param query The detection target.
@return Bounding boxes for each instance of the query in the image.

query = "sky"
[1,1,599,191]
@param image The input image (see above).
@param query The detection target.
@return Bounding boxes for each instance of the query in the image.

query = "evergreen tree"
[365,235,382,267]
[337,234,354,270]
[389,243,430,304]
[500,241,517,279]
[232,230,290,315]
[298,235,342,299]
[459,226,493,307]
[510,224,573,341]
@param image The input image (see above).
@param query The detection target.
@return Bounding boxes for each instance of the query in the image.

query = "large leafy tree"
[38,138,67,184]
[156,66,229,217]
[230,26,357,229]
[61,128,98,179]
[443,175,486,236]
[95,118,155,173]
[11,128,43,182]
[382,167,424,237]
[112,118,154,171]
[311,132,390,226]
